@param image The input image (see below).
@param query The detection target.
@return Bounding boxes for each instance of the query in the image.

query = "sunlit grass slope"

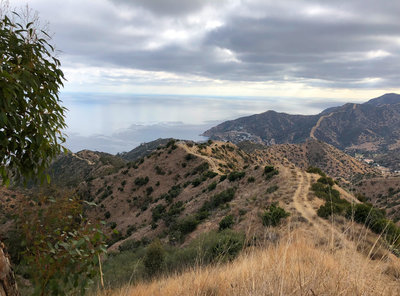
[97,229,400,296]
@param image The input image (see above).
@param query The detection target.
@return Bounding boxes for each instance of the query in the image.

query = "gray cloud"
[11,0,400,90]
[112,0,214,16]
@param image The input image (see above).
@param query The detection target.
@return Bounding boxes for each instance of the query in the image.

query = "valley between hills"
[1,94,400,295]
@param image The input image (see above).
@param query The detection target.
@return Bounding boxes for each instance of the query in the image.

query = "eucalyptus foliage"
[19,194,107,295]
[0,12,66,185]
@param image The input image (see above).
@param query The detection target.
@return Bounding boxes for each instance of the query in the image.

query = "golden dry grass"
[97,229,400,296]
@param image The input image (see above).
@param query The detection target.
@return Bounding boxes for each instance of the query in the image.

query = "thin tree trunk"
[0,242,19,296]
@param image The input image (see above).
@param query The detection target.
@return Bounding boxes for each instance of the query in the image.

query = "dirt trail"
[288,168,358,249]
[71,153,95,165]
[310,112,335,139]
[178,143,221,173]
[290,169,325,236]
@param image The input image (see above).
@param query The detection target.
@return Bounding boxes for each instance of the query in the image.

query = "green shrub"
[143,240,165,277]
[219,215,235,230]
[177,215,199,235]
[164,185,182,203]
[191,162,210,175]
[118,239,141,252]
[317,200,350,218]
[135,176,149,186]
[126,225,137,237]
[195,230,245,263]
[185,154,196,161]
[207,181,217,191]
[317,176,334,186]
[263,166,279,180]
[262,203,290,226]
[265,185,279,194]
[219,175,227,182]
[228,171,245,182]
[247,176,255,183]
[105,211,111,219]
[152,204,166,222]
[306,166,326,177]
[200,188,236,212]
[155,166,166,175]
[163,201,185,226]
[204,171,218,179]
[166,140,177,149]
[192,177,205,187]
[355,193,367,203]
[146,186,154,196]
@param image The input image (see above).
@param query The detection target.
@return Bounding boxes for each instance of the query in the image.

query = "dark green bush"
[152,204,166,222]
[228,171,245,182]
[262,203,290,226]
[146,186,154,196]
[155,166,166,175]
[163,201,185,226]
[196,230,245,263]
[191,177,205,187]
[317,200,350,218]
[177,215,199,235]
[306,166,326,177]
[219,215,235,230]
[204,171,218,179]
[207,181,217,191]
[200,188,236,212]
[135,176,149,186]
[191,162,210,175]
[265,185,279,194]
[185,154,196,161]
[164,185,182,203]
[355,193,367,203]
[118,239,141,252]
[317,176,335,186]
[143,240,165,277]
[247,176,255,183]
[263,166,279,180]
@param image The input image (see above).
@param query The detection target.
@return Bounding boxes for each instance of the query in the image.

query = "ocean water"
[61,92,341,154]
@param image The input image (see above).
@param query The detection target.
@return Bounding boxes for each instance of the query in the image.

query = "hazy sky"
[7,0,400,100]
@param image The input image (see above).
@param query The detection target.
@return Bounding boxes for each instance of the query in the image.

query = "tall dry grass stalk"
[96,227,400,296]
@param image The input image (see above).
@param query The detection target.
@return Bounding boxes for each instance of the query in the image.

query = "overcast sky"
[7,0,400,100]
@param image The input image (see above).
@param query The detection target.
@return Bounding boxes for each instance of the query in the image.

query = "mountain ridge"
[203,93,400,169]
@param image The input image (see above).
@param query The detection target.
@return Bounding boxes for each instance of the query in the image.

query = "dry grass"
[96,229,400,296]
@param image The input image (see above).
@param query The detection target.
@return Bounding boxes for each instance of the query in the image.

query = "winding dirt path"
[289,168,357,249]
[178,143,221,173]
[310,112,335,139]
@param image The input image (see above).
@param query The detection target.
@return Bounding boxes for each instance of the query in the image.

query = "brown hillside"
[252,139,380,183]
